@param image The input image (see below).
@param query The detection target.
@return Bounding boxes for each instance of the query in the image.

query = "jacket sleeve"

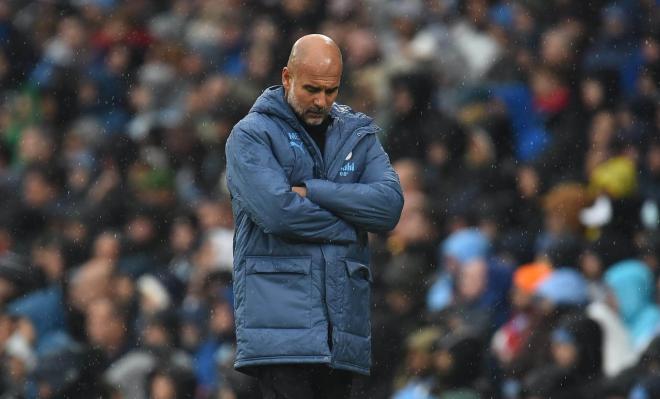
[226,123,357,244]
[304,133,404,233]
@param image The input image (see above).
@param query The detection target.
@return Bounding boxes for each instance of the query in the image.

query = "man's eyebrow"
[302,84,339,92]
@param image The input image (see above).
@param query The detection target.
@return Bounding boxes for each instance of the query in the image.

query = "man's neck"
[296,114,330,157]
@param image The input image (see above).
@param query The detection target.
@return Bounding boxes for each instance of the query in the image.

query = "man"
[225,34,404,398]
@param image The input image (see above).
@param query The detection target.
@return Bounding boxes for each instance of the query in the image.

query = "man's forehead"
[298,54,339,69]
[294,62,341,81]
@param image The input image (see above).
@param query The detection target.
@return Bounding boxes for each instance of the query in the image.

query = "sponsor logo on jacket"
[340,162,356,176]
[288,132,304,151]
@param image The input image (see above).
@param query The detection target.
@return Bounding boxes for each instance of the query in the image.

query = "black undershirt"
[298,116,330,159]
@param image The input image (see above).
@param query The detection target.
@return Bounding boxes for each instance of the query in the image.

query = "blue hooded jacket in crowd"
[225,86,404,375]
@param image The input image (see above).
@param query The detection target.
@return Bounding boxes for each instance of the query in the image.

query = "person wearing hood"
[449,255,513,335]
[604,259,660,353]
[426,228,490,313]
[522,313,603,399]
[225,34,403,398]
[427,228,512,331]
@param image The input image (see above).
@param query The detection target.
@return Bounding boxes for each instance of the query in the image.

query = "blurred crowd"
[1,0,660,398]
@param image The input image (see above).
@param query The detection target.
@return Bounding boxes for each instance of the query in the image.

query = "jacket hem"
[331,360,370,376]
[235,355,331,370]
[234,356,369,376]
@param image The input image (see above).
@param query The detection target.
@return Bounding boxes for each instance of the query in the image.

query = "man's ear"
[282,67,291,91]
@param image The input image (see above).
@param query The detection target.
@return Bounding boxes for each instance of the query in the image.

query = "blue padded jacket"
[225,86,403,375]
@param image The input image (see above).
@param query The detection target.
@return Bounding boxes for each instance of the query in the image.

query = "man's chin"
[304,114,326,126]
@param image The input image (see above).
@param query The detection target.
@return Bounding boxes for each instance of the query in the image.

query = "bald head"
[282,34,343,125]
[287,34,343,74]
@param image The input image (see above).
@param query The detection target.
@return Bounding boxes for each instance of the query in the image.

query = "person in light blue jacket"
[225,34,403,398]
[604,259,660,353]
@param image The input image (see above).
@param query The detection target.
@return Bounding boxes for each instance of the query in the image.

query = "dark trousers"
[255,364,353,399]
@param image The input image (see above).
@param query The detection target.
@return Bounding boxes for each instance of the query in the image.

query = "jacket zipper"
[290,121,327,179]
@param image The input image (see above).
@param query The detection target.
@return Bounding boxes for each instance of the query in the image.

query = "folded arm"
[226,123,357,244]
[304,133,404,233]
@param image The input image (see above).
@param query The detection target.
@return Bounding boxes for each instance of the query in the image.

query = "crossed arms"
[225,124,404,244]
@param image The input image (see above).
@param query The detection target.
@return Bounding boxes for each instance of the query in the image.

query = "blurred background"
[1,0,660,398]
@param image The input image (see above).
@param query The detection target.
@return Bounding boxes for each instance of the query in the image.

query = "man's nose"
[313,94,327,109]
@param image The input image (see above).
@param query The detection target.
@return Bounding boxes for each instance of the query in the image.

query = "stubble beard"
[286,89,326,126]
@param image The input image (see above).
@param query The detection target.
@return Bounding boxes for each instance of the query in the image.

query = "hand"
[292,186,307,197]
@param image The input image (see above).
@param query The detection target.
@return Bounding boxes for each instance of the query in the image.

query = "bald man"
[226,34,403,398]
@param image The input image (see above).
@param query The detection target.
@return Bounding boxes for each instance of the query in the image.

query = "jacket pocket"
[342,259,372,337]
[244,256,312,329]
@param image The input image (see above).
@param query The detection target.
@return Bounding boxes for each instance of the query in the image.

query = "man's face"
[283,63,341,125]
